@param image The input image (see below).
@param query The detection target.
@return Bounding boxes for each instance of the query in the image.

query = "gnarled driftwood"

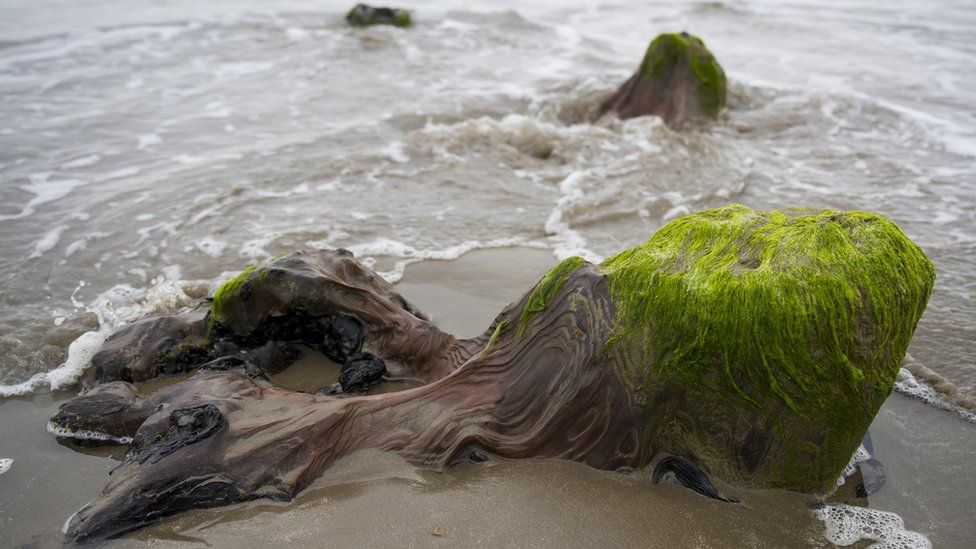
[52,206,934,542]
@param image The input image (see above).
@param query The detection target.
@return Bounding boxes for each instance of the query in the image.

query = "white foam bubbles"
[253,182,309,199]
[814,504,931,549]
[895,355,976,424]
[662,204,691,221]
[94,166,140,182]
[46,421,133,445]
[46,328,113,392]
[837,444,871,487]
[0,458,12,476]
[214,61,273,78]
[0,173,87,221]
[382,141,410,163]
[173,154,206,165]
[545,171,601,262]
[0,273,208,397]
[194,236,228,258]
[239,233,279,260]
[285,27,309,42]
[411,114,560,163]
[28,224,70,259]
[60,154,101,169]
[137,133,162,150]
[0,316,112,398]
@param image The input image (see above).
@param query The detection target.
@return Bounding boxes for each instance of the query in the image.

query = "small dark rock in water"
[338,352,387,392]
[319,313,366,364]
[346,4,412,28]
[315,383,343,396]
[599,32,727,129]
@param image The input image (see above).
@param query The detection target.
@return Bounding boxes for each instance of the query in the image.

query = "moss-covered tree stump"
[54,205,933,541]
[599,205,933,490]
[600,32,727,128]
[345,4,412,28]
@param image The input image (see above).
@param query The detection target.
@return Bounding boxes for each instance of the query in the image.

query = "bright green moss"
[641,32,727,116]
[519,256,588,333]
[391,10,412,27]
[643,33,690,75]
[485,320,506,350]
[209,265,258,331]
[602,205,934,413]
[210,252,290,327]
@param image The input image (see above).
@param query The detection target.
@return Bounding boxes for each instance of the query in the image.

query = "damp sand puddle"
[0,248,974,548]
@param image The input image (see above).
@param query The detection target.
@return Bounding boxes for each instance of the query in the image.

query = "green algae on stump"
[346,4,413,28]
[601,204,934,492]
[600,32,727,128]
[519,255,588,332]
[209,265,257,331]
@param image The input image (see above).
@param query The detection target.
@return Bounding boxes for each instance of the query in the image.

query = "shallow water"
[0,0,975,546]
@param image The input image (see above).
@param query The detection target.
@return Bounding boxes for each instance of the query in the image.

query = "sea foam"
[46,421,133,444]
[0,174,87,221]
[814,504,931,549]
[0,275,213,398]
[545,170,602,263]
[0,458,12,476]
[895,354,976,424]
[836,444,871,488]
[0,327,110,397]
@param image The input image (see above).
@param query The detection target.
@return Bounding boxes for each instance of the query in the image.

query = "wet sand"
[1,247,975,548]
